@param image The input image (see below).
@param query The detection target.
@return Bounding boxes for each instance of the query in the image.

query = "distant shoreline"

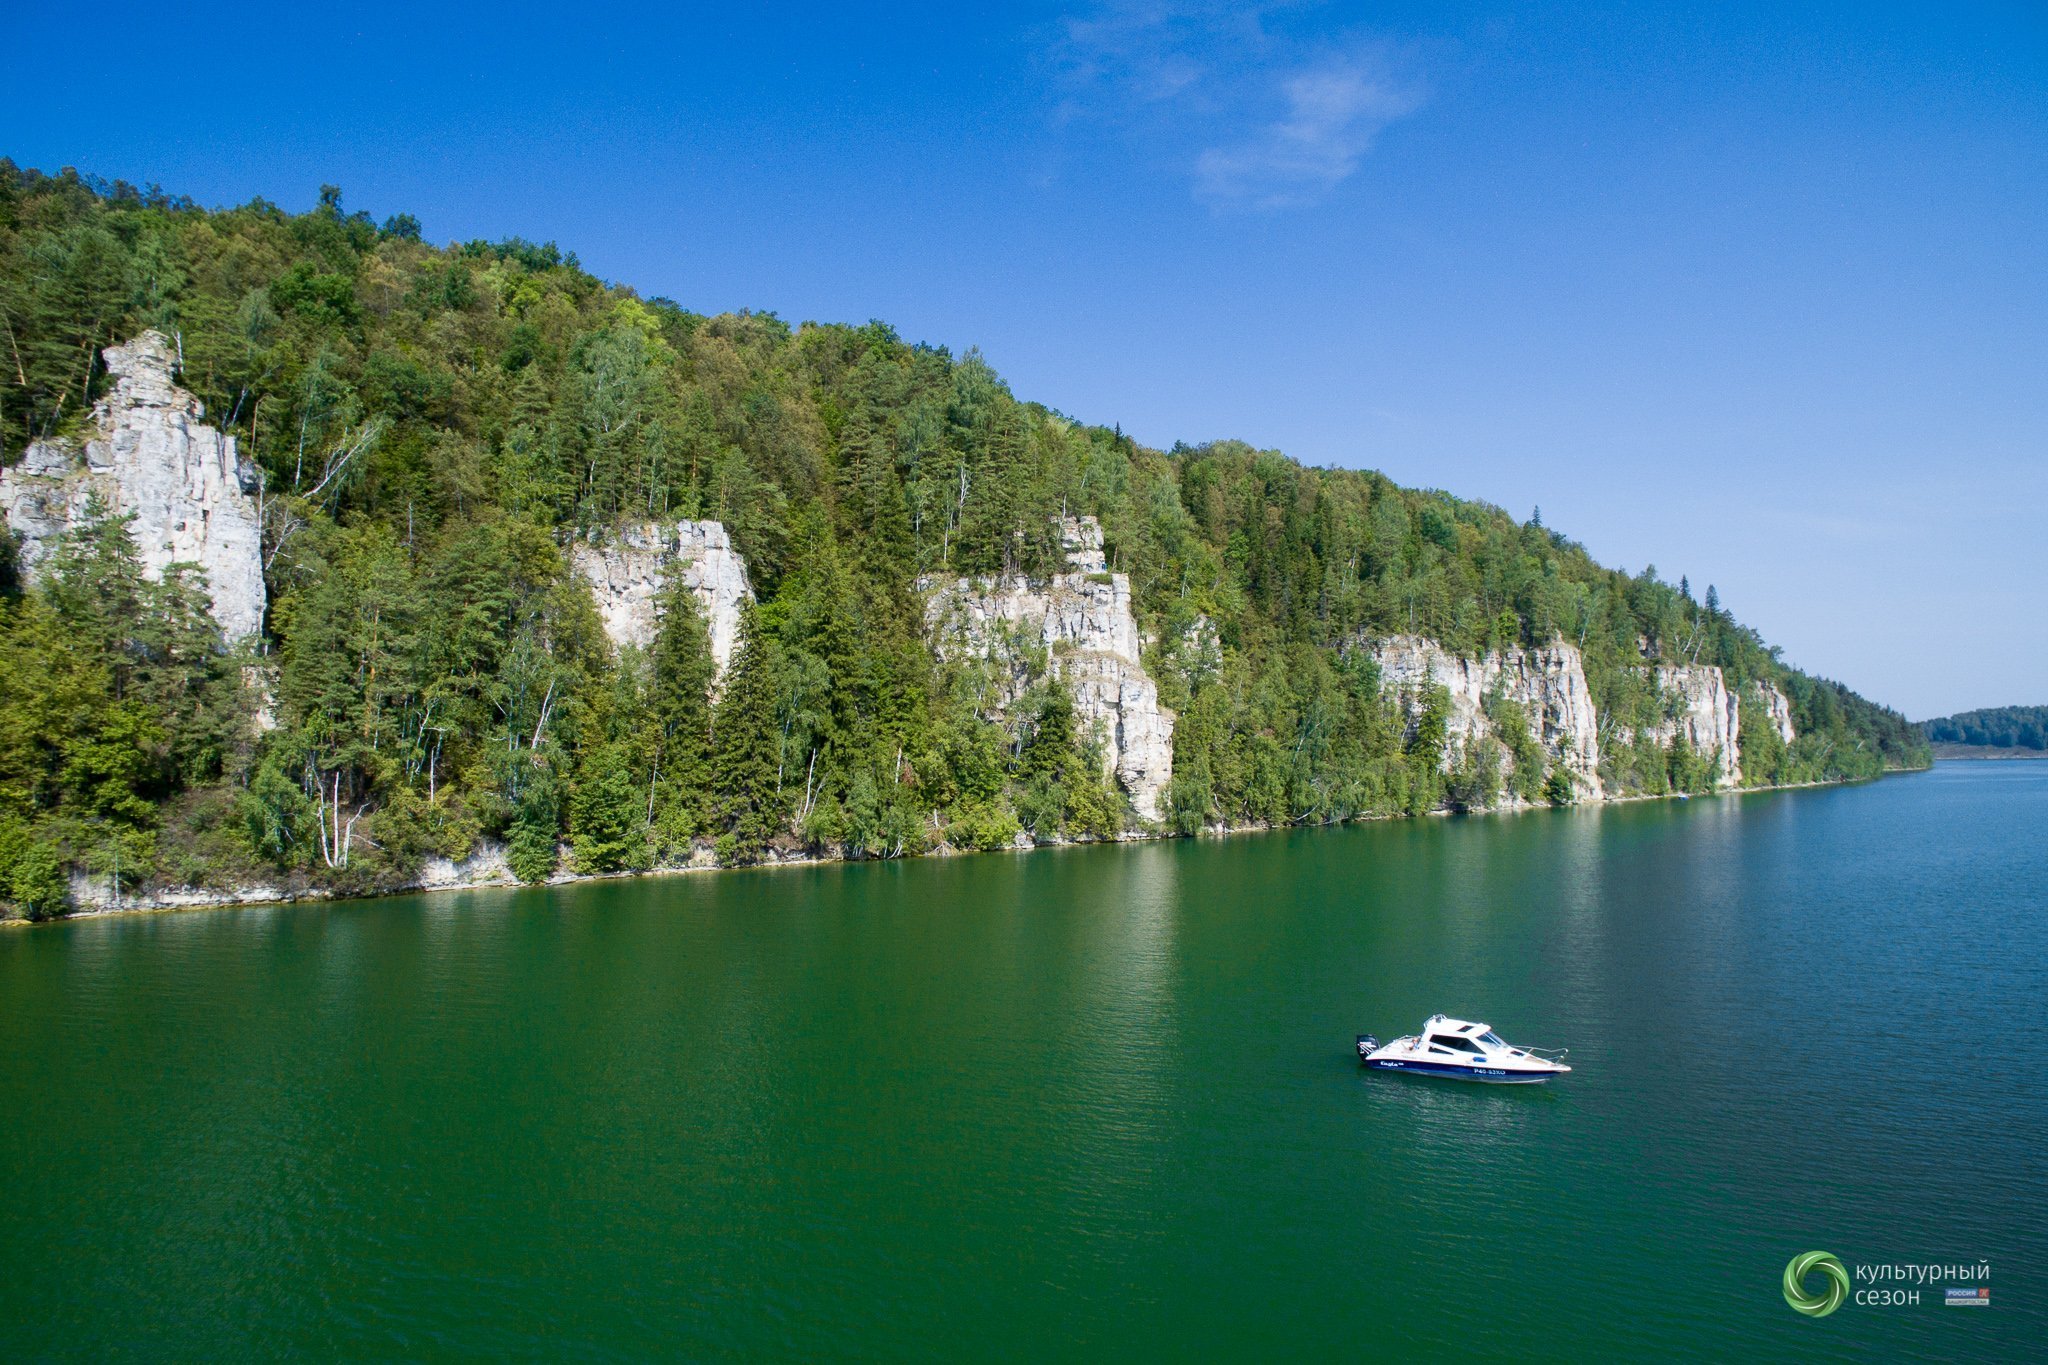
[1931,743,2048,762]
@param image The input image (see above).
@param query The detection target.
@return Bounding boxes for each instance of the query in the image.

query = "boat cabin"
[1422,1015,1509,1058]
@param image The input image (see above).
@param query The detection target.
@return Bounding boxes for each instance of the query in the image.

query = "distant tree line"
[1922,706,2048,751]
[0,161,1929,917]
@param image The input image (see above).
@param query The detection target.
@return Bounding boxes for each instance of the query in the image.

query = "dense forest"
[0,163,1927,918]
[1923,706,2048,751]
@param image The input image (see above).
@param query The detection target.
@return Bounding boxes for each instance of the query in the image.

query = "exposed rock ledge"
[923,517,1174,822]
[62,841,518,915]
[1362,639,1800,798]
[1363,635,1605,801]
[1754,680,1795,746]
[1632,665,1742,786]
[0,331,266,640]
[571,519,754,676]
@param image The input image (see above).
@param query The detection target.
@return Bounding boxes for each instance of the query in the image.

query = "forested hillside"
[1922,706,2048,751]
[0,163,1927,917]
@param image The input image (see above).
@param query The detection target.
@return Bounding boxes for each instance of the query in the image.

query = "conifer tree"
[645,579,715,854]
[709,604,784,862]
[569,740,643,872]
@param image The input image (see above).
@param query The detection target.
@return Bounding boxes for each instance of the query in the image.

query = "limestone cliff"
[1364,635,1605,801]
[0,331,265,640]
[1754,681,1796,746]
[570,519,754,676]
[923,517,1174,823]
[1363,641,1801,798]
[1635,665,1742,786]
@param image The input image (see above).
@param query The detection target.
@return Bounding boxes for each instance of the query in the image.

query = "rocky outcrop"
[63,838,518,916]
[1363,643,1797,797]
[0,331,266,640]
[63,869,291,915]
[923,517,1174,822]
[1754,681,1796,746]
[1636,665,1742,786]
[571,519,753,676]
[413,841,515,891]
[1364,635,1605,801]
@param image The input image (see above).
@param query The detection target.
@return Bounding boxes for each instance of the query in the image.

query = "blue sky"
[5,1,2042,718]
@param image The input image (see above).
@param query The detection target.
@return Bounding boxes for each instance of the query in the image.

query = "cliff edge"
[0,330,266,641]
[924,517,1175,823]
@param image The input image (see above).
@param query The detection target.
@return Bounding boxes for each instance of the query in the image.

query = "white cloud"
[1194,59,1419,209]
[1047,3,1425,210]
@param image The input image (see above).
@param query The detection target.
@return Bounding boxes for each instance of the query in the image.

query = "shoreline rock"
[11,769,1915,927]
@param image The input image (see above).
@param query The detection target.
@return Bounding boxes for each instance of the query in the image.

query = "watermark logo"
[1783,1251,1851,1318]
[1784,1254,1992,1311]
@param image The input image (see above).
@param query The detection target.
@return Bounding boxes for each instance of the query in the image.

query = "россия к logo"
[1783,1251,1851,1317]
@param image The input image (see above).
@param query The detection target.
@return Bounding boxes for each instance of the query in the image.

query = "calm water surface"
[3,763,2042,1360]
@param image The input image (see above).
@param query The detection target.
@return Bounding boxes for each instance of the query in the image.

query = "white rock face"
[1365,635,1605,801]
[1637,665,1742,787]
[1754,681,1796,746]
[571,519,754,676]
[0,331,266,640]
[413,841,513,890]
[923,516,1175,822]
[1062,519,1108,574]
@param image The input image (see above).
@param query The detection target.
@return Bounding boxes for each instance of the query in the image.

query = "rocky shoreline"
[5,770,1911,927]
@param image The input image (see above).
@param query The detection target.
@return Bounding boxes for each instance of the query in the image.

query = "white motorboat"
[1356,1014,1571,1083]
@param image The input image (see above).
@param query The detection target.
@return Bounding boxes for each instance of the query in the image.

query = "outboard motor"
[1356,1034,1378,1064]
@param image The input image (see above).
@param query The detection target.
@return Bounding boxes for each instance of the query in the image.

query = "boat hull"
[1364,1057,1561,1083]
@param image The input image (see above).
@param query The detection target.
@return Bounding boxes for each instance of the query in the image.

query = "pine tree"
[835,410,912,578]
[645,579,715,854]
[569,740,644,872]
[709,605,784,863]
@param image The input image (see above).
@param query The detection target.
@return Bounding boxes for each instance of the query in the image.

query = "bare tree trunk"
[530,677,558,750]
[2,312,28,385]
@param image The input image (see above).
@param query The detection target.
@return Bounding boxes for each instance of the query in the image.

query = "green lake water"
[3,763,2041,1361]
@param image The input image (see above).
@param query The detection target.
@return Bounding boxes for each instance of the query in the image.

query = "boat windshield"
[1480,1031,1505,1047]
